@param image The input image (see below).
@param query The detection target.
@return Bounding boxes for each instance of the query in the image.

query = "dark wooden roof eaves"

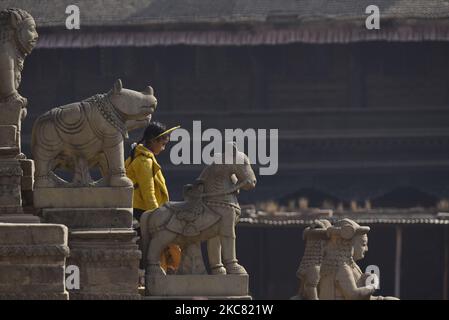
[2,0,449,27]
[239,217,449,226]
[239,209,449,226]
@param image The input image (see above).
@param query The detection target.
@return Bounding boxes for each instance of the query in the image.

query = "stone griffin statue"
[140,143,257,277]
[291,219,331,300]
[318,218,398,300]
[0,8,38,157]
[31,79,157,188]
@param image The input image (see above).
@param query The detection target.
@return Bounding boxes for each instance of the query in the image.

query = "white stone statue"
[292,219,331,300]
[140,143,257,277]
[318,218,398,300]
[31,79,157,188]
[0,8,39,157]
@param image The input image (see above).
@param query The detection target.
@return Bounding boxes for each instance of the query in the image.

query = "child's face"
[148,135,169,155]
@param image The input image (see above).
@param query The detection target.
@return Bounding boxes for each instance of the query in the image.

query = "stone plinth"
[0,159,39,223]
[146,275,250,299]
[67,229,141,300]
[0,101,22,158]
[42,208,132,229]
[0,223,69,300]
[33,187,133,209]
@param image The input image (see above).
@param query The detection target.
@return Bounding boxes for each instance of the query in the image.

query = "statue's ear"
[10,11,21,29]
[143,86,154,95]
[113,79,123,94]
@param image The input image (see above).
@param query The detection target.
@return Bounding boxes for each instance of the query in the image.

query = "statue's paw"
[224,262,247,275]
[146,264,166,276]
[210,264,227,275]
[109,175,133,188]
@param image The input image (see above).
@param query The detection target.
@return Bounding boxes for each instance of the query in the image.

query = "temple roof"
[2,0,449,46]
[2,0,449,27]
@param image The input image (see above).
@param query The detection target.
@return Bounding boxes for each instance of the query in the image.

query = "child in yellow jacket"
[125,121,181,273]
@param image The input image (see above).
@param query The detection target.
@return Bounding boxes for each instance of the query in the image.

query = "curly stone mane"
[320,238,355,276]
[297,238,325,276]
[296,220,331,277]
[0,8,33,45]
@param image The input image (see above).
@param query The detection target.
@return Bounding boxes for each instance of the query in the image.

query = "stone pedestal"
[0,223,69,300]
[38,187,141,300]
[42,208,133,229]
[67,229,141,300]
[146,275,251,300]
[34,187,134,209]
[0,159,40,223]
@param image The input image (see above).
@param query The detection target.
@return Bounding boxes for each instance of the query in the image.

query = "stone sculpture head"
[0,8,38,55]
[323,218,370,269]
[108,79,157,121]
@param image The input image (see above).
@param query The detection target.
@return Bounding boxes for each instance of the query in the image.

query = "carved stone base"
[146,275,250,298]
[0,125,17,148]
[67,229,141,300]
[42,208,132,229]
[0,159,22,207]
[0,223,69,300]
[0,159,39,223]
[0,100,23,158]
[34,187,133,209]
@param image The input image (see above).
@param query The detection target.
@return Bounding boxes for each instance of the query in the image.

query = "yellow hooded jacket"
[125,144,169,211]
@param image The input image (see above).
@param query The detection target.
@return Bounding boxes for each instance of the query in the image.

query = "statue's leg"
[103,143,132,187]
[147,230,177,276]
[207,236,226,275]
[219,207,247,275]
[34,155,58,188]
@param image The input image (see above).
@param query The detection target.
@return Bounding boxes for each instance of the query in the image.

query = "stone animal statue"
[53,117,152,186]
[140,143,257,277]
[318,218,399,300]
[32,79,157,188]
[291,219,331,300]
[0,8,39,156]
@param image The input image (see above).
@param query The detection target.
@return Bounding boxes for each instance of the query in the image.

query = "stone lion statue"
[32,79,157,188]
[0,8,39,156]
[140,143,257,278]
[318,218,398,300]
[291,219,331,300]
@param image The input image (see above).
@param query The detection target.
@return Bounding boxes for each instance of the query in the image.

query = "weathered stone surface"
[0,223,69,300]
[0,125,17,147]
[20,158,34,179]
[33,187,133,209]
[0,213,40,223]
[67,229,141,300]
[42,208,133,229]
[0,101,23,125]
[0,223,67,245]
[0,159,22,207]
[146,275,249,297]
